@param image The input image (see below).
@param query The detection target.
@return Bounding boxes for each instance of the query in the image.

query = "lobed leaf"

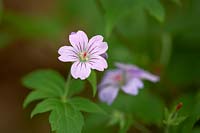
[31,98,60,118]
[143,0,165,22]
[22,69,65,97]
[30,97,86,133]
[23,90,53,108]
[172,116,187,126]
[101,0,141,37]
[101,0,165,37]
[49,102,84,133]
[69,97,106,114]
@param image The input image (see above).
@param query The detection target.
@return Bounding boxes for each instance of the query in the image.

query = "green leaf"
[108,110,124,126]
[23,69,93,133]
[49,102,84,133]
[101,0,141,37]
[49,109,58,131]
[101,0,165,37]
[115,6,147,39]
[68,79,85,96]
[30,96,85,133]
[112,90,165,124]
[22,69,65,97]
[31,98,60,118]
[172,116,187,125]
[87,71,97,96]
[143,0,165,22]
[23,90,53,108]
[164,108,170,120]
[69,97,106,114]
[118,115,134,133]
[179,100,200,133]
[172,94,200,133]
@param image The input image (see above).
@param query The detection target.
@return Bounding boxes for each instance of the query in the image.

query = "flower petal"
[88,35,103,46]
[69,30,88,52]
[70,61,91,80]
[139,71,160,82]
[121,78,143,95]
[116,63,159,82]
[87,35,108,55]
[88,42,108,55]
[98,86,119,105]
[97,42,108,55]
[58,46,78,62]
[115,62,138,71]
[100,53,108,59]
[98,69,123,88]
[89,55,108,71]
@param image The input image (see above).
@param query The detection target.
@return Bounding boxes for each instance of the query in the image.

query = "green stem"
[62,73,71,102]
[165,125,169,133]
[164,109,175,133]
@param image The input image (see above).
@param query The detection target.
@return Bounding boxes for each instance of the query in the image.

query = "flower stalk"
[62,73,71,102]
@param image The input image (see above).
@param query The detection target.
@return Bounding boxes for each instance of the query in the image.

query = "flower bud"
[176,102,183,111]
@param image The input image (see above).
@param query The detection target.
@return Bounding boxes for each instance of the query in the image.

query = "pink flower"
[98,63,159,105]
[58,30,108,80]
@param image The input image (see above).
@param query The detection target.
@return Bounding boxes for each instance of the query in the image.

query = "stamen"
[114,75,122,81]
[79,51,89,62]
[83,52,87,58]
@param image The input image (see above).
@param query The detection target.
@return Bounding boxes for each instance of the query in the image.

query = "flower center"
[113,74,125,86]
[114,75,122,82]
[79,51,89,62]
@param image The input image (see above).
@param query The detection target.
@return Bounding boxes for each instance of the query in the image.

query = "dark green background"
[0,0,199,132]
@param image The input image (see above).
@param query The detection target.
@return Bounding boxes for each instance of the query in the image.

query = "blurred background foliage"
[0,0,199,132]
